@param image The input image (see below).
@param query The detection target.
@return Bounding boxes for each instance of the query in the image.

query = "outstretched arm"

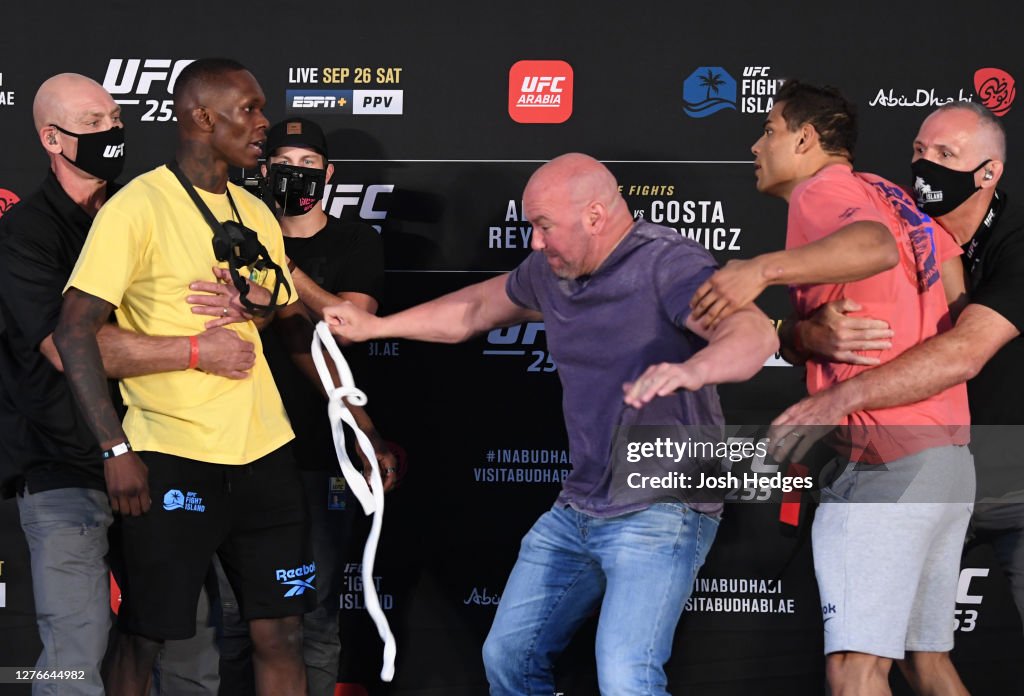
[690,221,898,327]
[325,273,541,344]
[289,265,380,322]
[770,302,1015,458]
[623,305,778,407]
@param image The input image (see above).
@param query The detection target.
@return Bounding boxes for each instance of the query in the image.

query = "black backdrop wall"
[0,2,1022,694]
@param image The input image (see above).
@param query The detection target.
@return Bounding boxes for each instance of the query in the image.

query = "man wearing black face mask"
[773,102,1024,688]
[263,118,386,320]
[0,72,258,696]
[214,117,394,696]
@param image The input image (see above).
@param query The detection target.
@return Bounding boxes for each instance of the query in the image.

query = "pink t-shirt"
[787,164,969,461]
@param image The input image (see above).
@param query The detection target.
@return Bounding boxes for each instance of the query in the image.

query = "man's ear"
[40,126,61,154]
[979,160,1004,189]
[191,106,214,132]
[796,123,818,153]
[584,200,606,235]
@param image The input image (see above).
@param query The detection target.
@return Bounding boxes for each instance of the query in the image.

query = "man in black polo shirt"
[0,72,256,694]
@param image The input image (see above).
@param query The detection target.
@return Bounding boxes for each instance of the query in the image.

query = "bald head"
[525,153,623,212]
[522,153,633,279]
[33,73,116,131]
[923,102,1007,162]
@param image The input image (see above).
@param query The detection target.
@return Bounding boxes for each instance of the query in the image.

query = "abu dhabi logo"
[683,67,737,118]
[0,188,19,219]
[276,562,317,597]
[163,489,185,510]
[975,67,1016,117]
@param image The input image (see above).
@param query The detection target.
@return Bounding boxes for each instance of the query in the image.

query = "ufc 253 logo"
[954,567,988,632]
[102,59,195,122]
[483,322,556,373]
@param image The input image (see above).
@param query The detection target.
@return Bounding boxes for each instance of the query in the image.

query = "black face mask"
[167,161,292,317]
[911,158,990,217]
[52,124,125,182]
[268,163,326,216]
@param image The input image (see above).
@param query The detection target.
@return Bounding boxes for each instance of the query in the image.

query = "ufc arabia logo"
[520,76,565,94]
[508,60,573,124]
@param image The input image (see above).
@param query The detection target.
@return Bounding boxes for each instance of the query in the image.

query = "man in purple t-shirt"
[323,153,777,694]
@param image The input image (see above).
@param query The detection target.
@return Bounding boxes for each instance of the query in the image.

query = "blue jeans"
[18,486,113,696]
[483,502,719,695]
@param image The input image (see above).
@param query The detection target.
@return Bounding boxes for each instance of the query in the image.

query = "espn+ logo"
[508,60,573,124]
[293,94,342,109]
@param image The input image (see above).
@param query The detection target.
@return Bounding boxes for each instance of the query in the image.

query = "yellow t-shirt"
[66,164,296,464]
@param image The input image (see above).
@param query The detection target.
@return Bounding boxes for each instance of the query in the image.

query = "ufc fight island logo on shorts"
[508,60,573,124]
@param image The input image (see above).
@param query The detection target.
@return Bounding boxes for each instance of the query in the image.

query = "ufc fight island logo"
[508,60,573,124]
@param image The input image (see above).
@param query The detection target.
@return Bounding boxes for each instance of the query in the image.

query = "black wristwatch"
[102,441,133,460]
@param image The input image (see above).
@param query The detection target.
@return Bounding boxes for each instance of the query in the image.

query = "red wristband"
[188,335,200,370]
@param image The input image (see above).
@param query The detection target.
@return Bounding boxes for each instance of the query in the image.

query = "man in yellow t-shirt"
[55,58,313,696]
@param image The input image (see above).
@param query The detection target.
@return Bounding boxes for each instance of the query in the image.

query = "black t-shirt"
[963,193,1024,425]
[0,171,119,495]
[263,217,385,470]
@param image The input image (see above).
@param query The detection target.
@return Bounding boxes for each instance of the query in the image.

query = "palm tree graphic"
[699,69,726,101]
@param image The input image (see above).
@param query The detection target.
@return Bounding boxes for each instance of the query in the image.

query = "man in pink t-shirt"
[691,80,974,695]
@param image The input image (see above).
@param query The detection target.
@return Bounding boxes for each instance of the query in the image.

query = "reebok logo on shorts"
[161,488,206,512]
[822,602,838,629]
[276,562,317,597]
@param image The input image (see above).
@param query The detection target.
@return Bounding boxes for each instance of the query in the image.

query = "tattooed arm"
[54,288,150,516]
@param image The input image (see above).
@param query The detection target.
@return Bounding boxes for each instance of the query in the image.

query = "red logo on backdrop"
[0,188,20,219]
[508,60,574,124]
[974,68,1016,116]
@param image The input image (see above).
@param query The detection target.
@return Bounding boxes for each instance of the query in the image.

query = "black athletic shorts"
[116,445,316,640]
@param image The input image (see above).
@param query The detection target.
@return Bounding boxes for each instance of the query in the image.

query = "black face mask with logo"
[911,158,990,217]
[52,124,126,182]
[268,163,326,216]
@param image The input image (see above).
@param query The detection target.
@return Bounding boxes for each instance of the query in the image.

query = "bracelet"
[188,335,200,370]
[102,441,132,460]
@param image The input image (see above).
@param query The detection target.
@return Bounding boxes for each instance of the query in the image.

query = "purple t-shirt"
[506,220,725,517]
